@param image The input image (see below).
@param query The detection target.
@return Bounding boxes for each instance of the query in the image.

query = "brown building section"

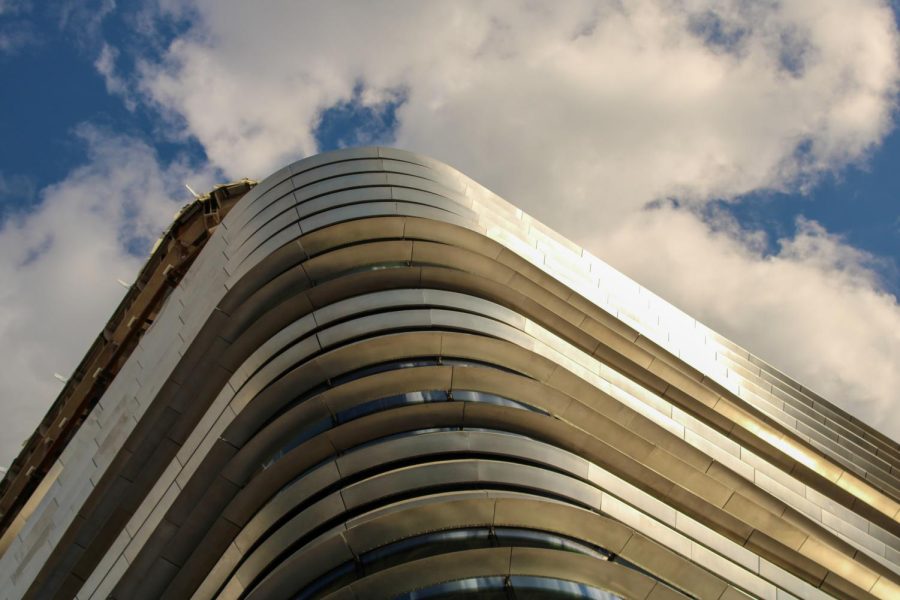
[0,148,898,599]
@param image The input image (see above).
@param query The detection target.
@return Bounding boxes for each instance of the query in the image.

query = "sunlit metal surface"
[1,148,898,600]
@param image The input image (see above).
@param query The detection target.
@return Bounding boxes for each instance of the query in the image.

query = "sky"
[0,0,898,470]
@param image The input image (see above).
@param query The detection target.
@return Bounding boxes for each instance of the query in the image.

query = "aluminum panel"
[296,187,396,220]
[299,201,399,233]
[8,147,896,600]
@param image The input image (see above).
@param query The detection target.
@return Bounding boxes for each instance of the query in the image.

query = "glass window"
[336,390,448,423]
[396,576,507,599]
[392,576,623,599]
[293,561,356,600]
[362,529,491,570]
[265,356,531,430]
[301,527,619,599]
[509,576,622,599]
[265,387,547,469]
[451,390,549,415]
[262,416,333,469]
[493,528,609,561]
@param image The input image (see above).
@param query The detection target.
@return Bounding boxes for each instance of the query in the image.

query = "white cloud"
[0,127,213,468]
[2,0,892,470]
[595,207,900,434]
[95,43,138,111]
[55,0,115,43]
[136,1,899,232]
[0,0,31,17]
[126,0,900,435]
[0,28,35,55]
[0,172,35,203]
[0,0,37,55]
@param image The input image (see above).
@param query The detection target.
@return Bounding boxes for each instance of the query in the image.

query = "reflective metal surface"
[2,148,898,600]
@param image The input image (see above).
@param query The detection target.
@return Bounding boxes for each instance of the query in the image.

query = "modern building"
[0,148,898,600]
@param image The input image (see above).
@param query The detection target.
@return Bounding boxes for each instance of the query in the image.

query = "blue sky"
[2,3,896,285]
[0,1,898,467]
[0,2,201,216]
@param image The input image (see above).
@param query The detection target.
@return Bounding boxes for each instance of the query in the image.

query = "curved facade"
[1,147,899,599]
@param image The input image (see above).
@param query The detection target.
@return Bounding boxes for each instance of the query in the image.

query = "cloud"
[0,172,36,208]
[124,0,900,434]
[0,0,37,55]
[0,0,31,19]
[95,43,138,110]
[55,0,116,45]
[3,0,897,470]
[135,1,899,231]
[0,28,36,55]
[595,207,900,434]
[0,126,214,468]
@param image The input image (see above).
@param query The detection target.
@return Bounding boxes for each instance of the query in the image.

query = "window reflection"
[274,426,536,493]
[494,528,608,561]
[331,357,523,387]
[336,390,448,423]
[302,574,624,599]
[508,576,623,599]
[398,576,508,599]
[297,527,618,599]
[451,390,549,415]
[262,416,332,468]
[264,386,549,469]
[267,356,529,427]
[296,526,688,599]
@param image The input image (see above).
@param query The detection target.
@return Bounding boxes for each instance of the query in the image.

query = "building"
[0,147,898,599]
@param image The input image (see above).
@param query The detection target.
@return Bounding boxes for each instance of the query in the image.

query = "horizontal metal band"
[89,243,892,596]
[8,148,897,600]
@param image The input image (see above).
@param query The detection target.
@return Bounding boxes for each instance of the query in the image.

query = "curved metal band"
[234,463,735,599]
[12,149,894,600]
[316,547,677,600]
[105,248,894,600]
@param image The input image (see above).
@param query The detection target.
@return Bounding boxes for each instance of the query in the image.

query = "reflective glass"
[268,356,530,428]
[509,576,622,599]
[441,358,523,375]
[397,576,507,599]
[451,391,549,415]
[263,416,332,469]
[332,358,442,385]
[293,561,355,600]
[265,386,547,468]
[349,427,458,452]
[362,528,491,569]
[294,523,698,600]
[493,528,609,561]
[334,261,411,278]
[336,390,448,423]
[302,527,617,599]
[392,576,623,599]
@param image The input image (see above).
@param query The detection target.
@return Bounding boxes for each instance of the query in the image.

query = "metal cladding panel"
[1,147,898,600]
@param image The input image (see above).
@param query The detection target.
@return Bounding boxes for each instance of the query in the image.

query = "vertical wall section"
[2,148,899,600]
